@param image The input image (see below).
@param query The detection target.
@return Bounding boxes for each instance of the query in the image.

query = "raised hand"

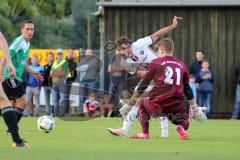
[172,16,183,28]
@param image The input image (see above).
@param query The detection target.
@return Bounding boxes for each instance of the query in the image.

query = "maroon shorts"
[142,97,188,125]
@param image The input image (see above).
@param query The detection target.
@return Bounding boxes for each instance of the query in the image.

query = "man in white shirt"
[108,16,182,137]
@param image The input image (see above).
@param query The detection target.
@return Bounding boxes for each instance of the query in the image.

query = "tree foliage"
[0,0,99,49]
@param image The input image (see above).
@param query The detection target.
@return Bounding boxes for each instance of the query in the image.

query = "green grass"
[0,117,240,160]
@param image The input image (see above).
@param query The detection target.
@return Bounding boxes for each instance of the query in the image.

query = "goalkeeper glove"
[119,97,136,115]
[192,104,207,122]
[119,103,131,115]
[198,107,207,111]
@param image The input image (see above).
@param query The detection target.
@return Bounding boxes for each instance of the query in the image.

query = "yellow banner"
[0,49,80,66]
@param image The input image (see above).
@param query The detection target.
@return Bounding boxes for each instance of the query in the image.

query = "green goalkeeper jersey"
[4,35,30,82]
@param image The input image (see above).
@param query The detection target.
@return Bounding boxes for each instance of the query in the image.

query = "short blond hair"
[157,38,174,54]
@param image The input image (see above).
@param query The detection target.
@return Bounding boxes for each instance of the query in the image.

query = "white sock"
[121,106,139,134]
[160,116,169,136]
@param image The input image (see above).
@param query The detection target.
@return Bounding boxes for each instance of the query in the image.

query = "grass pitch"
[0,117,239,160]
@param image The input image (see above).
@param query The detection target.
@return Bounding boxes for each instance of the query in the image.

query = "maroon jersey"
[140,55,189,108]
[84,99,100,113]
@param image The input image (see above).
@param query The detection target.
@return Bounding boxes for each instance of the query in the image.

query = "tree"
[0,0,99,49]
[71,0,99,49]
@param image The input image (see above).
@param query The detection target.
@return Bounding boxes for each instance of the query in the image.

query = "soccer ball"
[37,115,55,133]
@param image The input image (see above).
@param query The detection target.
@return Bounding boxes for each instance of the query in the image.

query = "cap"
[56,48,63,54]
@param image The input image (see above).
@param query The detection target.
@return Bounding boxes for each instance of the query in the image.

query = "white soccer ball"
[37,115,55,133]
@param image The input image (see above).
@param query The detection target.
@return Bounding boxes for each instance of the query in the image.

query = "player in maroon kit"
[125,38,207,140]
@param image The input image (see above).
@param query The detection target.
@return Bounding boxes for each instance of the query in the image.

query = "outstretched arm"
[183,75,207,122]
[25,64,44,81]
[119,62,156,115]
[150,16,183,42]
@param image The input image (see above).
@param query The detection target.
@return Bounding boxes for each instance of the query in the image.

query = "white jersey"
[131,36,158,63]
[120,36,158,74]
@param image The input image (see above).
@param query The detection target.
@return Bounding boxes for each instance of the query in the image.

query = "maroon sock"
[181,120,190,131]
[139,103,150,134]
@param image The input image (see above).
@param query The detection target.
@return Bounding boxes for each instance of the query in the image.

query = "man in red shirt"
[126,38,207,140]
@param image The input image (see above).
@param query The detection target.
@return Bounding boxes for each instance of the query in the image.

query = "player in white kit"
[108,16,183,137]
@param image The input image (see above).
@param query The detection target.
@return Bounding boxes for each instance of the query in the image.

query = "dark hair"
[156,37,174,53]
[116,36,132,49]
[202,59,209,63]
[88,92,96,96]
[103,93,111,97]
[21,20,34,28]
[189,74,195,79]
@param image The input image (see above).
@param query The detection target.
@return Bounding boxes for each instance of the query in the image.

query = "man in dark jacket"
[65,49,77,114]
[43,52,54,115]
[189,51,204,79]
[77,49,101,112]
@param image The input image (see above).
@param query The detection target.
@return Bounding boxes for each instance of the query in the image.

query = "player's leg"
[108,104,139,136]
[0,85,29,147]
[121,104,139,133]
[108,95,143,136]
[167,104,189,140]
[160,116,169,137]
[130,98,152,139]
[15,95,27,122]
[108,83,156,136]
[9,81,26,122]
[5,100,16,134]
[143,85,169,138]
[2,79,26,134]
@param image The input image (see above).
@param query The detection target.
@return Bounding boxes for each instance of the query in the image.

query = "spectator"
[83,92,101,117]
[189,74,197,100]
[100,93,113,117]
[77,49,101,112]
[65,49,77,114]
[231,64,240,119]
[197,59,214,117]
[42,52,54,115]
[108,51,126,98]
[50,48,70,117]
[189,51,204,78]
[24,55,44,116]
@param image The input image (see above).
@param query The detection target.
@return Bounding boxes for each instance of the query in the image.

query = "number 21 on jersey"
[164,66,181,85]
